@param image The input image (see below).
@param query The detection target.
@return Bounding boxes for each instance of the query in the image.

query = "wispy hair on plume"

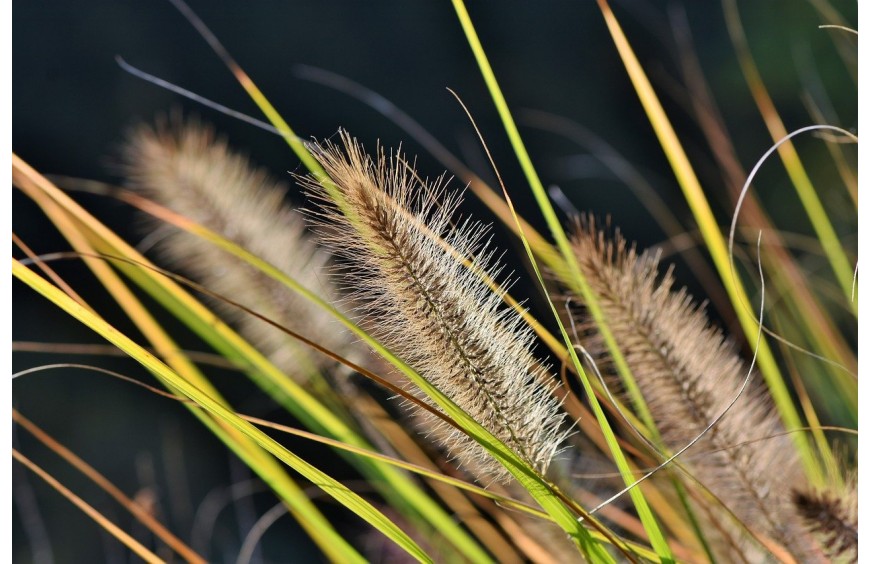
[566,217,811,556]
[297,131,568,483]
[121,115,352,380]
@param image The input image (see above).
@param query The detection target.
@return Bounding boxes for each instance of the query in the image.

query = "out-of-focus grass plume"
[121,115,358,382]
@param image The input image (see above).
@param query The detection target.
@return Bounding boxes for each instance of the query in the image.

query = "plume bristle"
[298,131,568,483]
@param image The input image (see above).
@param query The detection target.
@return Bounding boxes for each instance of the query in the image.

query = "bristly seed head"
[567,216,812,557]
[297,130,568,484]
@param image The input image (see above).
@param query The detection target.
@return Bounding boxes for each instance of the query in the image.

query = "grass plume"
[566,217,812,557]
[121,115,355,381]
[297,131,569,484]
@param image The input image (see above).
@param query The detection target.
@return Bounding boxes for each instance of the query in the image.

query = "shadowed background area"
[13,1,856,562]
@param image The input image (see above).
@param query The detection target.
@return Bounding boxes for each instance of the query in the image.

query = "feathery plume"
[297,131,567,483]
[793,475,858,563]
[121,115,353,381]
[566,217,810,555]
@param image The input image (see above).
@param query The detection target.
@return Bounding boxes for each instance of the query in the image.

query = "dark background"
[13,1,857,562]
